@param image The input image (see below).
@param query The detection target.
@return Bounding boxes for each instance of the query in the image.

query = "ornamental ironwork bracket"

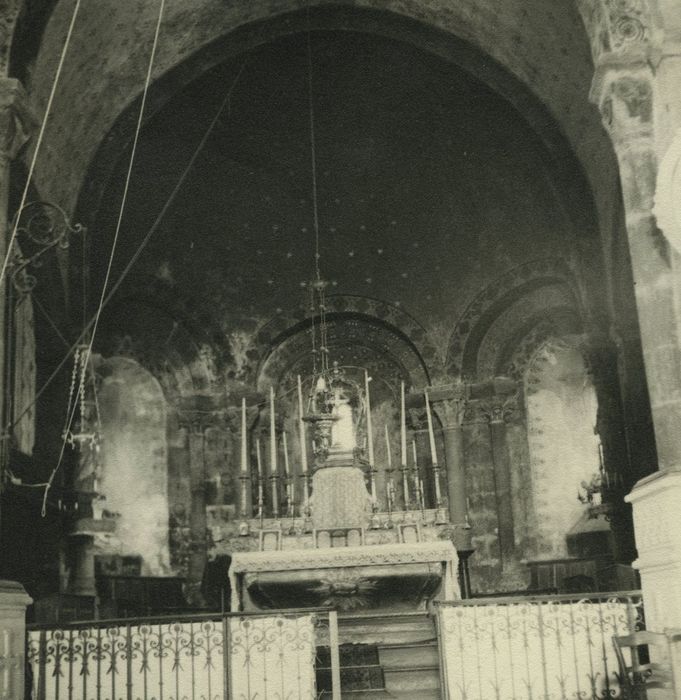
[8,200,83,294]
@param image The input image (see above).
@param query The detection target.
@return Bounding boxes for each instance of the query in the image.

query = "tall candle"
[400,381,407,467]
[240,397,248,474]
[365,370,374,465]
[424,389,438,466]
[269,386,277,475]
[297,375,308,474]
[256,439,263,477]
[384,425,392,469]
[412,439,418,468]
[282,430,290,476]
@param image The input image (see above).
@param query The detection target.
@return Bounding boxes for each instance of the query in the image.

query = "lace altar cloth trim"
[231,540,458,573]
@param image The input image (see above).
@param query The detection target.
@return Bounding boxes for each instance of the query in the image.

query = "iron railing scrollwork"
[434,590,644,700]
[26,608,341,700]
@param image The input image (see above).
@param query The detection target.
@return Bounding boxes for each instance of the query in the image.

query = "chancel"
[1,1,681,698]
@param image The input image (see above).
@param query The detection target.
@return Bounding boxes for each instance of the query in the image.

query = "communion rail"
[26,607,341,700]
[434,590,644,700]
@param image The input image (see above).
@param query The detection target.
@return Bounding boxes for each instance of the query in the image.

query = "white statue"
[330,388,356,452]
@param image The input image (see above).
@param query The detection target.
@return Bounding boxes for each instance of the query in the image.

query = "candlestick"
[400,381,407,467]
[385,424,392,469]
[269,387,277,475]
[256,439,264,524]
[365,371,375,465]
[240,397,247,474]
[282,430,290,476]
[282,430,292,517]
[424,389,437,465]
[297,376,310,519]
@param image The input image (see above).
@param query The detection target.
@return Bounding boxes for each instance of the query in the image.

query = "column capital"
[577,0,655,69]
[477,392,519,425]
[593,67,655,149]
[0,78,32,162]
[427,382,469,429]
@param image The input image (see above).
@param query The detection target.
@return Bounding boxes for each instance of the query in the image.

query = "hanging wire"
[0,0,82,289]
[305,10,331,384]
[5,57,248,443]
[41,0,167,517]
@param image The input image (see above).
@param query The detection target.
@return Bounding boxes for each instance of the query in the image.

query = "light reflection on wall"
[524,339,600,559]
[98,356,170,575]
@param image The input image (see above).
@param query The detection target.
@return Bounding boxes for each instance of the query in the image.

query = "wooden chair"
[613,630,680,699]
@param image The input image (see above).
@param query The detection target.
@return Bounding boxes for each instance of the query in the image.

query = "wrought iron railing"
[434,590,644,700]
[26,607,341,700]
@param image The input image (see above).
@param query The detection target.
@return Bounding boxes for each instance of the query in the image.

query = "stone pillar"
[582,1,681,473]
[186,419,208,607]
[431,385,471,553]
[625,469,681,630]
[0,580,31,700]
[478,379,518,569]
[0,78,30,477]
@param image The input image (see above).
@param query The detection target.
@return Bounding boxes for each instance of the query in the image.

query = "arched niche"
[96,356,170,575]
[523,337,602,559]
[254,312,430,510]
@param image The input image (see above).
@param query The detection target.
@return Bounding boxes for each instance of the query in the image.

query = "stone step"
[338,611,437,646]
[382,665,441,693]
[378,640,440,668]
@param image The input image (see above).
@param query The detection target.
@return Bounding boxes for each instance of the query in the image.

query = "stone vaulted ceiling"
[14,0,622,392]
[80,30,594,381]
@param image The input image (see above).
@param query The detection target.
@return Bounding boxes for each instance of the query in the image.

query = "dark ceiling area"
[86,29,592,372]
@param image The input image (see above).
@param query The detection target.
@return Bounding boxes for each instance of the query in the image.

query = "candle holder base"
[370,512,381,529]
[238,520,250,537]
[435,507,448,525]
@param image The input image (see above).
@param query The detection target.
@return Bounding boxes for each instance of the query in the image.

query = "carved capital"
[595,69,654,148]
[432,397,468,429]
[0,78,32,162]
[477,392,519,425]
[577,0,653,67]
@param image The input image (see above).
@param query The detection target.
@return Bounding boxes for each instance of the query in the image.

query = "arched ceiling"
[79,29,597,388]
[25,0,614,228]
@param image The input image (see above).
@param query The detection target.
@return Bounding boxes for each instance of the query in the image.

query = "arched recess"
[255,311,431,511]
[448,259,584,380]
[95,356,170,575]
[522,337,603,560]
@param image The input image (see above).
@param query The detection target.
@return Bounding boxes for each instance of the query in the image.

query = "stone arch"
[446,258,583,379]
[23,2,604,247]
[255,310,431,394]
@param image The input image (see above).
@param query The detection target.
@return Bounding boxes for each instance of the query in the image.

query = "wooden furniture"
[613,629,681,698]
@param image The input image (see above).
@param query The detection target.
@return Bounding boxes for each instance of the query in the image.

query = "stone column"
[186,418,208,607]
[430,384,471,552]
[478,379,518,569]
[625,469,681,630]
[0,580,32,700]
[0,74,34,700]
[0,78,30,477]
[582,1,681,473]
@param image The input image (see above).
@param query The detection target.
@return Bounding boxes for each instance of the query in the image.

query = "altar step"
[326,611,442,699]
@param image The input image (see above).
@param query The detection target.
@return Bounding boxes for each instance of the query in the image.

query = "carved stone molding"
[0,77,31,162]
[433,396,468,429]
[595,69,654,148]
[0,2,23,78]
[654,126,681,254]
[477,393,519,425]
[577,0,652,66]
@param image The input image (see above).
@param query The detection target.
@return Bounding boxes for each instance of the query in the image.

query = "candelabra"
[238,472,251,536]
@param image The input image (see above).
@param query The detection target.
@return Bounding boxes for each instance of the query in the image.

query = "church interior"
[2,1,681,698]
